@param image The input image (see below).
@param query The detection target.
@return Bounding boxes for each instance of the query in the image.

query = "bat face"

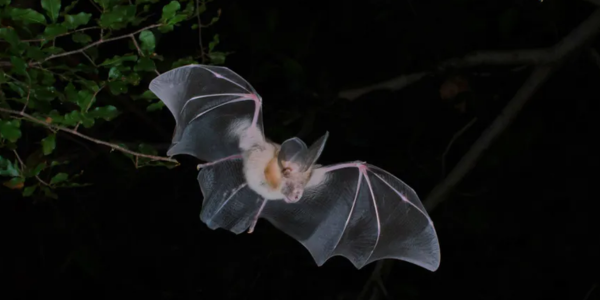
[277,133,329,202]
[280,165,311,203]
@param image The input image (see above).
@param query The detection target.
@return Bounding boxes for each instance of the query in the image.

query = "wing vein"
[200,66,253,94]
[368,170,432,223]
[331,168,362,255]
[212,183,248,223]
[187,97,250,125]
[361,169,381,263]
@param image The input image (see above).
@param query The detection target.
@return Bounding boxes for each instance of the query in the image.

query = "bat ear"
[278,132,328,172]
[278,137,308,169]
[302,131,328,170]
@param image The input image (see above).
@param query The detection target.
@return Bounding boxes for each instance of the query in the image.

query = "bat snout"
[283,189,303,203]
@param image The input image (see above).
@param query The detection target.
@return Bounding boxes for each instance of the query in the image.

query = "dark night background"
[2,0,600,299]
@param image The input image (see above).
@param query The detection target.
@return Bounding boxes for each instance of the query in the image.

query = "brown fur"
[264,150,281,190]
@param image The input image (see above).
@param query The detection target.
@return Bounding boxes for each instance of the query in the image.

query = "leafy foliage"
[0,0,229,198]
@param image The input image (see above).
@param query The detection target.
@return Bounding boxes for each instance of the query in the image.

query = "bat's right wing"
[260,162,440,271]
[149,65,264,162]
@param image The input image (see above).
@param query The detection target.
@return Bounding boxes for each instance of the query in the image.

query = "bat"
[149,65,441,271]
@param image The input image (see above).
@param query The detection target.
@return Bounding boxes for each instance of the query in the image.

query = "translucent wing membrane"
[277,132,329,172]
[266,162,440,271]
[149,65,264,162]
[197,157,264,234]
[198,158,440,271]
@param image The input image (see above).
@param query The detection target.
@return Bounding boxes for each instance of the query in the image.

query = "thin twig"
[441,118,477,178]
[583,283,598,300]
[35,24,163,65]
[12,150,50,186]
[0,107,178,164]
[74,86,105,131]
[196,0,206,63]
[21,26,101,43]
[12,150,25,173]
[88,0,102,13]
[82,51,97,67]
[21,87,31,113]
[131,36,143,56]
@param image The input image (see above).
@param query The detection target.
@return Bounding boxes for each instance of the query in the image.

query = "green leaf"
[138,143,158,155]
[87,105,119,120]
[134,90,158,101]
[138,30,155,54]
[125,72,141,86]
[64,12,92,29]
[28,162,47,177]
[208,51,227,65]
[72,32,92,44]
[0,120,21,142]
[41,185,58,199]
[98,5,136,30]
[79,114,95,128]
[4,177,25,189]
[77,90,95,110]
[0,155,20,177]
[62,110,82,126]
[62,0,79,14]
[146,101,164,111]
[7,7,47,24]
[0,0,11,6]
[64,82,78,103]
[172,57,197,68]
[26,46,45,60]
[208,34,219,52]
[167,13,187,25]
[108,67,122,80]
[134,57,156,72]
[78,79,100,92]
[0,28,20,47]
[108,80,127,95]
[50,172,69,185]
[41,134,56,155]
[161,1,180,21]
[10,56,27,75]
[41,0,61,23]
[99,54,138,66]
[43,24,68,39]
[43,46,64,55]
[23,185,37,197]
[158,24,174,33]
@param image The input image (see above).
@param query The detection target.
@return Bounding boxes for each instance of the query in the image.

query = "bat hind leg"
[196,154,243,170]
[248,199,267,234]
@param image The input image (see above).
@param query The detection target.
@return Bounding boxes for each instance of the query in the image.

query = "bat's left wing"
[260,162,441,271]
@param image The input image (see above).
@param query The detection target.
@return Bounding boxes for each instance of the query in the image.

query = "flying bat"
[149,65,440,271]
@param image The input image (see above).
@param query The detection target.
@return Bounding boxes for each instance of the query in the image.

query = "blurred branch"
[585,0,600,6]
[0,24,162,68]
[196,0,206,63]
[0,107,179,164]
[588,48,600,70]
[340,7,600,101]
[360,8,600,300]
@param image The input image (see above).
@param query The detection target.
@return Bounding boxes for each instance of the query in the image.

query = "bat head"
[278,132,329,203]
[280,165,309,203]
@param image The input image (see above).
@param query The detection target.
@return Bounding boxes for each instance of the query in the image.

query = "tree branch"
[340,8,600,101]
[0,107,178,164]
[360,7,600,300]
[36,24,162,66]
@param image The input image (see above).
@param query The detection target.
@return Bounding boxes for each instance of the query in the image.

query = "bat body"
[149,65,441,271]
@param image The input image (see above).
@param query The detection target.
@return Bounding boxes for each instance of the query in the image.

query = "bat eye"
[282,167,292,177]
